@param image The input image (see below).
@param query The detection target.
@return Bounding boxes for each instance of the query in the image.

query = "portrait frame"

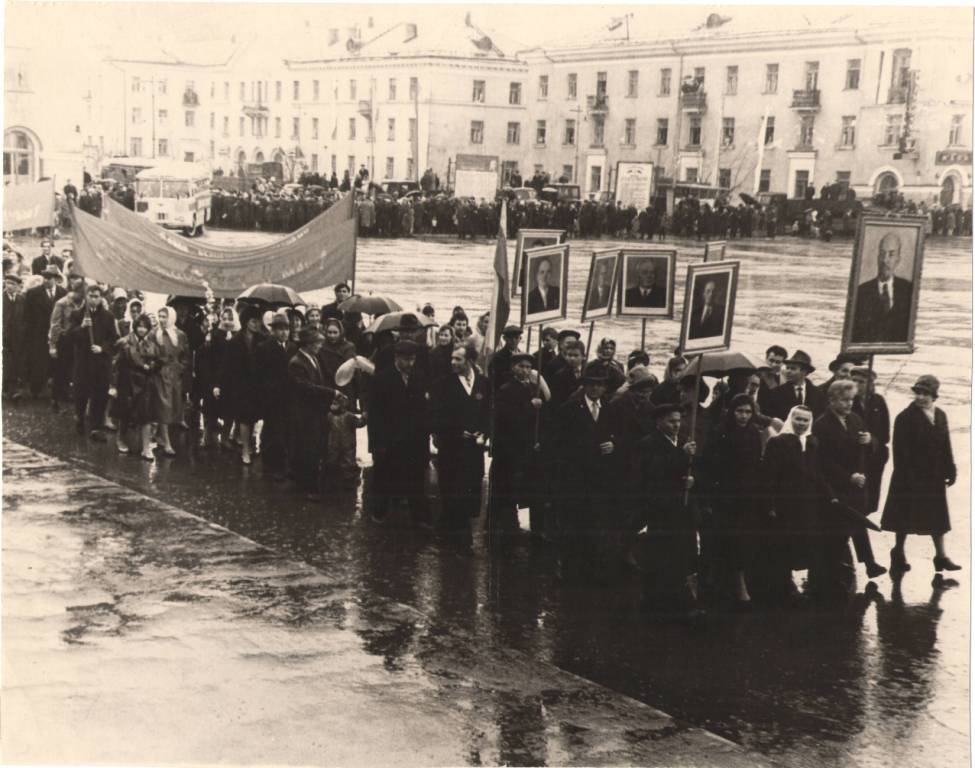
[679,260,740,355]
[841,215,926,355]
[703,240,727,263]
[581,248,621,321]
[521,243,569,327]
[616,248,677,318]
[512,228,566,297]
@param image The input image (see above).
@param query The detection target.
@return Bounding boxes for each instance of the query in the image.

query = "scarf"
[778,405,811,451]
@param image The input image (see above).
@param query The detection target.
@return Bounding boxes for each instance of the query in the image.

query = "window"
[840,116,856,147]
[689,115,702,146]
[349,79,357,100]
[223,116,229,136]
[563,119,576,145]
[311,153,319,172]
[224,82,230,101]
[292,117,300,139]
[409,77,418,99]
[536,120,547,145]
[627,70,639,97]
[132,107,141,124]
[685,167,698,183]
[567,73,577,99]
[209,140,215,159]
[799,115,815,147]
[347,156,355,175]
[331,154,337,174]
[239,82,245,100]
[759,169,771,193]
[596,72,608,97]
[725,65,738,95]
[275,81,282,101]
[562,164,574,181]
[538,75,549,99]
[312,117,319,140]
[158,139,168,157]
[274,117,281,138]
[158,109,168,125]
[406,157,415,179]
[509,82,522,105]
[891,48,912,90]
[388,78,396,100]
[385,157,394,178]
[209,81,214,98]
[884,113,903,145]
[470,121,483,144]
[835,171,851,191]
[130,137,142,156]
[313,80,320,100]
[291,80,299,101]
[693,67,705,86]
[131,76,140,93]
[764,63,778,94]
[845,59,861,90]
[794,170,810,199]
[185,110,194,128]
[592,116,605,146]
[719,168,731,189]
[721,118,735,147]
[387,118,395,141]
[659,68,671,96]
[623,118,636,145]
[656,118,669,145]
[949,114,965,146]
[506,122,521,144]
[209,112,215,129]
[409,118,416,142]
[472,80,485,103]
[765,116,775,144]
[184,151,195,163]
[348,117,356,140]
[805,61,819,91]
[159,80,168,95]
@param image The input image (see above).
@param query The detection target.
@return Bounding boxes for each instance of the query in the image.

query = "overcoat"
[151,329,189,425]
[812,410,874,531]
[22,283,65,387]
[219,330,265,425]
[852,392,890,512]
[287,350,336,489]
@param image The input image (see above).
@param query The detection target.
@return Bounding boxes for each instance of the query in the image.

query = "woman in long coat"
[198,308,236,449]
[760,405,835,602]
[115,315,161,461]
[217,305,265,465]
[882,375,959,573]
[151,306,189,456]
[701,393,764,606]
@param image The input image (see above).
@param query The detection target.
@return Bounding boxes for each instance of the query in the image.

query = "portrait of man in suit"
[523,245,567,323]
[851,230,915,344]
[688,276,728,340]
[513,230,564,296]
[585,253,616,313]
[623,257,666,308]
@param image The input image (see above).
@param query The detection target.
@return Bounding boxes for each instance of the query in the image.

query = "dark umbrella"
[680,351,759,379]
[367,310,435,335]
[835,503,883,532]
[237,283,305,308]
[338,294,402,315]
[739,192,759,206]
[165,294,206,307]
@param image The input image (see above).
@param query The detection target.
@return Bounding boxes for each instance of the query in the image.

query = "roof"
[135,161,212,180]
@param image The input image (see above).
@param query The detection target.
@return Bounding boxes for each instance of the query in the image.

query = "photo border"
[581,248,621,322]
[521,242,570,327]
[512,228,566,297]
[679,260,741,355]
[616,248,678,318]
[703,240,727,263]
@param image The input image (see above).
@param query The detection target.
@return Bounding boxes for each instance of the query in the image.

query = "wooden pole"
[526,325,533,352]
[584,320,595,361]
[684,353,703,506]
[640,318,647,350]
[533,328,544,448]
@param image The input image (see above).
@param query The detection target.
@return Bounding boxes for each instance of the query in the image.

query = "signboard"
[614,161,654,208]
[454,154,499,200]
[936,150,972,165]
[3,178,55,231]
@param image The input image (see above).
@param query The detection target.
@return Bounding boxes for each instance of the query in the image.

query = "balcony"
[790,89,820,110]
[242,102,269,118]
[680,90,707,112]
[587,94,609,114]
[888,85,908,104]
[182,89,199,108]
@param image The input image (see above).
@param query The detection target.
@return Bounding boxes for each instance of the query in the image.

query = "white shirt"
[458,370,474,396]
[584,394,601,421]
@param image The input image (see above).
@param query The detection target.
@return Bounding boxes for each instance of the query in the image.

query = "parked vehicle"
[134,161,212,236]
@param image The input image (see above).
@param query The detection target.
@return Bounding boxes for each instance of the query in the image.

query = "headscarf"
[155,308,180,348]
[778,405,813,450]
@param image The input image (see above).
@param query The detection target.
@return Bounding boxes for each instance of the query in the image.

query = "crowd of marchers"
[1,240,961,621]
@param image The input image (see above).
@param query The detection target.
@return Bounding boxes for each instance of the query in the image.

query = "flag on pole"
[607,17,624,30]
[486,200,510,348]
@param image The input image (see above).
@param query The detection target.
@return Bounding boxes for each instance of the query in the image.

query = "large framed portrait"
[582,249,621,321]
[521,243,569,326]
[617,248,677,318]
[679,260,740,354]
[704,240,727,263]
[512,229,565,297]
[841,215,926,355]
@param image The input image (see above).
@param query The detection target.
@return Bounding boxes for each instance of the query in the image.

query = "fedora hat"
[626,364,658,390]
[650,402,684,420]
[269,312,291,329]
[41,264,63,279]
[298,327,325,346]
[828,353,864,373]
[335,355,376,387]
[581,361,609,383]
[784,350,816,373]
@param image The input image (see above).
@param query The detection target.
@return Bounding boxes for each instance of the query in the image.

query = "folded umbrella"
[338,294,402,315]
[367,310,435,335]
[833,503,883,532]
[237,283,305,308]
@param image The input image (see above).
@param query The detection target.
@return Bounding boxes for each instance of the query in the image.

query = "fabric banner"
[3,178,55,231]
[71,193,356,297]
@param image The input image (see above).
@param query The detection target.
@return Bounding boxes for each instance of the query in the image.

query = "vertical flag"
[487,200,510,348]
[753,106,770,195]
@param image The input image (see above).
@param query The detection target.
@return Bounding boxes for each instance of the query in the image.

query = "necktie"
[702,306,710,323]
[881,283,891,313]
[590,399,600,421]
[795,385,803,404]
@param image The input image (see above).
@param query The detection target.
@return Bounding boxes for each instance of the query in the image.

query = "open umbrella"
[367,310,435,335]
[237,283,305,308]
[680,350,759,379]
[338,294,402,315]
[165,295,206,307]
[739,192,759,206]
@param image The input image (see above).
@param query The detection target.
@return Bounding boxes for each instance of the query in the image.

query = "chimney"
[404,23,418,42]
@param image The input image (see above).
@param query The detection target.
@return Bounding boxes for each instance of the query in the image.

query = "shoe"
[117,443,130,454]
[161,448,177,458]
[89,430,108,443]
[865,561,888,579]
[141,452,154,462]
[934,556,962,572]
[890,548,911,574]
[241,454,252,465]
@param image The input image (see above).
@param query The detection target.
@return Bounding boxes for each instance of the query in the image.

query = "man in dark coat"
[30,239,64,276]
[367,339,430,524]
[22,265,66,399]
[765,350,826,421]
[542,328,580,383]
[812,380,887,590]
[850,366,890,513]
[547,338,585,409]
[430,343,490,545]
[555,361,622,580]
[258,313,296,481]
[68,283,118,441]
[488,325,523,393]
[287,327,341,499]
[851,231,914,344]
[2,273,25,398]
[47,272,83,410]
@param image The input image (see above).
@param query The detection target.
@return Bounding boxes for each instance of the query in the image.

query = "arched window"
[940,174,957,207]
[3,129,37,184]
[874,171,899,195]
[254,150,265,163]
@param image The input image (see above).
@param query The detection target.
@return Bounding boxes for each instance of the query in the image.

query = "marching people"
[216,304,265,465]
[325,394,366,488]
[23,265,66,401]
[318,317,357,391]
[429,324,458,383]
[850,366,890,515]
[488,325,524,393]
[115,314,160,460]
[3,272,24,399]
[257,312,296,481]
[47,272,83,410]
[151,306,189,457]
[881,375,960,575]
[765,350,826,420]
[69,283,119,442]
[199,307,236,450]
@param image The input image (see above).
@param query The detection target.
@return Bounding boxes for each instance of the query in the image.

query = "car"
[381,180,420,198]
[498,186,538,202]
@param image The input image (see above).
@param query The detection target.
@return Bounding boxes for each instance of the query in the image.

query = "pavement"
[2,439,767,767]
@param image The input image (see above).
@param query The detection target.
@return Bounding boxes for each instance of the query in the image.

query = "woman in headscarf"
[881,375,959,575]
[198,306,237,449]
[150,306,189,457]
[318,317,357,388]
[759,404,836,604]
[115,314,161,461]
[701,393,764,607]
[305,305,322,331]
[428,324,457,384]
[216,304,265,465]
[288,308,305,346]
